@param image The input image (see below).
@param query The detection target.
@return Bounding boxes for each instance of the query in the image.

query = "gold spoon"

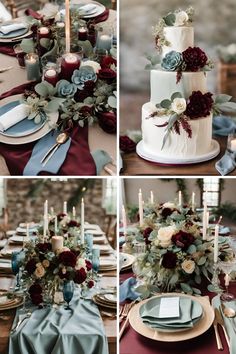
[222,303,236,318]
[41,132,69,166]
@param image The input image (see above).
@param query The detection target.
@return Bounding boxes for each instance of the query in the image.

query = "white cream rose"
[35,265,45,278]
[171,98,186,114]
[162,202,176,209]
[81,60,101,73]
[157,226,176,248]
[181,259,195,274]
[174,11,189,26]
[75,258,87,271]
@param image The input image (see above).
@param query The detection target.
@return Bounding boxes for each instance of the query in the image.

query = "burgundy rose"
[101,56,117,69]
[120,136,136,153]
[74,268,87,284]
[36,242,52,253]
[186,91,213,119]
[143,227,153,245]
[28,283,42,295]
[161,208,173,219]
[172,231,195,250]
[182,47,208,71]
[98,68,116,83]
[162,251,177,269]
[57,213,67,221]
[98,111,117,134]
[25,259,37,275]
[59,251,77,267]
[85,260,92,271]
[58,268,70,280]
[80,105,93,117]
[74,80,95,102]
[88,280,94,288]
[67,220,80,228]
[30,293,43,306]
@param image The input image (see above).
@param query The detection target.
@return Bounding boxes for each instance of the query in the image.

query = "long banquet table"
[0,2,117,176]
[0,226,117,354]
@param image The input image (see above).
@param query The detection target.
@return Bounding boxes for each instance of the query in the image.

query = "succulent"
[71,66,97,90]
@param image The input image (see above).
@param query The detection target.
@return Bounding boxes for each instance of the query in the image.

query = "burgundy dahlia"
[186,91,213,119]
[161,208,173,219]
[25,259,37,275]
[58,268,70,280]
[74,268,87,284]
[182,47,208,71]
[88,280,94,288]
[143,227,153,245]
[172,231,195,250]
[162,251,177,269]
[30,293,43,306]
[74,80,95,102]
[120,136,136,153]
[67,220,80,228]
[28,283,42,295]
[85,260,92,271]
[36,242,52,253]
[101,56,117,69]
[98,68,116,82]
[59,251,77,268]
[98,111,117,134]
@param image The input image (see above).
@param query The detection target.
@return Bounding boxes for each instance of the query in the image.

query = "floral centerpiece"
[21,239,94,305]
[132,201,227,297]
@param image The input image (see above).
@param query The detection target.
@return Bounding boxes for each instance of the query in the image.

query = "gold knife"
[216,307,230,349]
[213,308,223,350]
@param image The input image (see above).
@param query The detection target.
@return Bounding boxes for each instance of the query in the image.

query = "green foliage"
[213,202,236,222]
[20,38,35,54]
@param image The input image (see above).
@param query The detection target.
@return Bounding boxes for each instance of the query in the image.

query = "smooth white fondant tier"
[150,69,207,105]
[162,26,194,57]
[142,102,213,158]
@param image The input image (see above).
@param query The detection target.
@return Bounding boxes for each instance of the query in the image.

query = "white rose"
[75,258,87,271]
[227,44,236,55]
[81,60,101,73]
[157,226,176,248]
[57,247,70,255]
[162,202,176,209]
[174,11,189,26]
[171,98,186,114]
[181,259,195,274]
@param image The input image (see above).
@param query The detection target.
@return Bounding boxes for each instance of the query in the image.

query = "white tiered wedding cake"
[136,8,220,164]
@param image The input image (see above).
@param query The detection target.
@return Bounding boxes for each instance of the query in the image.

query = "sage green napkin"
[140,297,202,330]
[9,291,108,354]
[212,295,236,354]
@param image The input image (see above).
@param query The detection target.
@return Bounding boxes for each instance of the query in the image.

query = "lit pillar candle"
[122,205,127,236]
[72,206,76,218]
[178,191,182,207]
[43,215,47,242]
[78,26,88,41]
[38,26,50,39]
[214,224,219,263]
[150,191,154,204]
[25,53,41,81]
[192,192,195,210]
[65,0,70,53]
[44,68,59,87]
[63,201,67,214]
[97,34,112,51]
[54,215,58,234]
[202,191,208,240]
[81,198,85,244]
[60,53,80,81]
[51,236,63,252]
[138,189,143,227]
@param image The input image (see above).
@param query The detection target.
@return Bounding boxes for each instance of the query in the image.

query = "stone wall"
[6,179,107,230]
[120,0,236,91]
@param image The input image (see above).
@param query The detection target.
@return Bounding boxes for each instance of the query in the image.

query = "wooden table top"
[0,234,117,354]
[121,136,231,176]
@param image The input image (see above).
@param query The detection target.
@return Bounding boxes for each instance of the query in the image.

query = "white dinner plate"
[120,253,135,270]
[71,1,106,18]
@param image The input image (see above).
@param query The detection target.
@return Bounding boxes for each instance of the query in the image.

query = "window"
[102,178,117,215]
[202,178,220,207]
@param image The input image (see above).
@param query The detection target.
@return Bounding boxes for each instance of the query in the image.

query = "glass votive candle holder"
[96,32,112,52]
[60,52,81,81]
[43,68,59,86]
[37,26,51,40]
[13,44,26,68]
[25,53,41,81]
[93,48,108,63]
[227,133,236,152]
[78,26,88,41]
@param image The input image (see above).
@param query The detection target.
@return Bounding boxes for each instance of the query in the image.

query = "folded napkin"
[213,116,236,136]
[215,149,236,176]
[80,4,97,13]
[119,277,140,302]
[0,23,27,35]
[0,44,16,56]
[0,81,38,100]
[91,149,112,175]
[212,295,236,354]
[0,103,30,132]
[23,130,71,176]
[25,9,43,20]
[219,226,230,235]
[140,297,202,329]
[0,3,12,22]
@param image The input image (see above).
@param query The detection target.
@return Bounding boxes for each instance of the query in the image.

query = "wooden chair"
[4,0,43,18]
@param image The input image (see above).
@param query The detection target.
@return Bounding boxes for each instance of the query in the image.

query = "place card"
[159,297,180,318]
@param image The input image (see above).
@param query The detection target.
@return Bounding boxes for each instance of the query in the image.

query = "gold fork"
[119,303,132,323]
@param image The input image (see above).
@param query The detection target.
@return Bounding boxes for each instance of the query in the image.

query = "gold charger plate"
[0,296,23,311]
[129,293,214,342]
[120,253,135,270]
[93,295,116,309]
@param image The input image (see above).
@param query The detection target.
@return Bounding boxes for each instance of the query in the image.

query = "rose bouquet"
[133,201,225,297]
[21,240,94,305]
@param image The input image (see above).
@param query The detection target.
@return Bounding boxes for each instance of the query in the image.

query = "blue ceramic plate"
[0,101,46,138]
[0,23,29,39]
